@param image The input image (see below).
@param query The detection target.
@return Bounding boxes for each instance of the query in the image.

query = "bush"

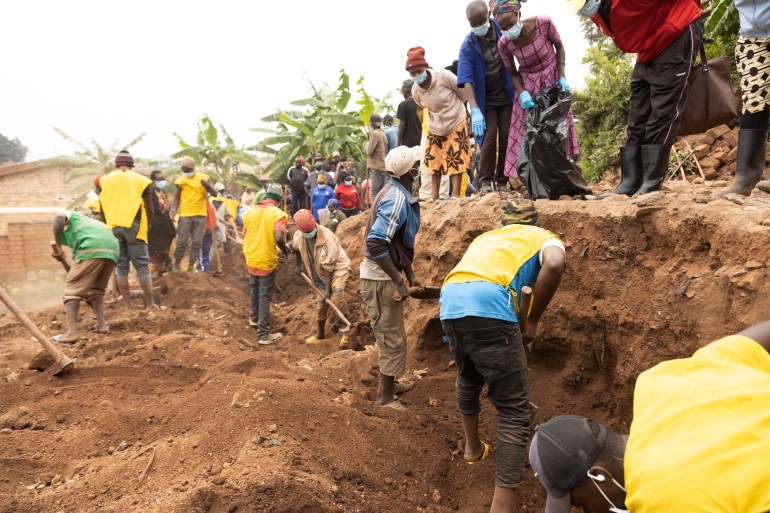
[573,47,634,182]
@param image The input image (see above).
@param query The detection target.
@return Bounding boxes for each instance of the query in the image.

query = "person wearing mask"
[360,145,423,409]
[148,170,176,277]
[408,47,471,200]
[530,320,770,513]
[567,0,703,196]
[460,0,517,194]
[51,210,119,343]
[319,199,347,233]
[383,114,399,152]
[722,0,770,196]
[172,156,218,271]
[366,113,389,200]
[242,184,289,345]
[290,209,352,349]
[335,173,362,217]
[440,199,566,513]
[98,150,159,310]
[495,0,578,183]
[311,173,335,221]
[288,157,309,215]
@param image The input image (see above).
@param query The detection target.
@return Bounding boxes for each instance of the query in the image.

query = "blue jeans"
[442,316,530,488]
[290,189,307,216]
[249,271,276,340]
[198,233,213,272]
[113,219,150,284]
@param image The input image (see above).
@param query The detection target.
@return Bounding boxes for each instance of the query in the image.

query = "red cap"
[405,46,429,71]
[293,209,317,233]
[94,175,102,187]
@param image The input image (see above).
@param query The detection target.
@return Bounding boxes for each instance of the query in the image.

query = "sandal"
[393,379,414,394]
[52,334,80,346]
[466,440,491,465]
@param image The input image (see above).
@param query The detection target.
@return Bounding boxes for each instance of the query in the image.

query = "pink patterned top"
[498,16,560,75]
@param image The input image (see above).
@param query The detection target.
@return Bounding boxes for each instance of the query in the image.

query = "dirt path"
[1,188,769,512]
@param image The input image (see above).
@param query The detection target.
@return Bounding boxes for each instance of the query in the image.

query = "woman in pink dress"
[493,0,579,179]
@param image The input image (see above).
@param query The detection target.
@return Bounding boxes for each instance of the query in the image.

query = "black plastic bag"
[517,87,591,199]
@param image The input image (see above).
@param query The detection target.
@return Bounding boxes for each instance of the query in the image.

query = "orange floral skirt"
[424,118,471,176]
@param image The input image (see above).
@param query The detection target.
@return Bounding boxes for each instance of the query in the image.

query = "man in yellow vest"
[440,199,566,513]
[242,184,289,345]
[98,150,159,310]
[172,156,218,271]
[529,320,770,513]
[52,210,120,344]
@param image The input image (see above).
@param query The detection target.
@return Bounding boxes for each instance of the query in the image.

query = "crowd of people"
[48,0,770,512]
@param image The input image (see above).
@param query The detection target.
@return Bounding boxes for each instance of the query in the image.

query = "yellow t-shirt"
[242,204,288,271]
[625,335,770,513]
[174,172,210,217]
[99,169,152,243]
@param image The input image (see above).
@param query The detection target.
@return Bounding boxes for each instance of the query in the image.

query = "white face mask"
[587,468,628,513]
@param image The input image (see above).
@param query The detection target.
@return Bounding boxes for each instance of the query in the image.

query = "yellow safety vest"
[99,169,152,243]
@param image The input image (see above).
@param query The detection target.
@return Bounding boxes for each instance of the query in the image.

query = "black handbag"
[678,43,738,137]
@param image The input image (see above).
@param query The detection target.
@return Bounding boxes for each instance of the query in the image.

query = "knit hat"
[405,46,429,71]
[115,150,134,168]
[180,156,196,171]
[385,145,424,177]
[264,183,283,202]
[293,209,316,233]
[317,173,328,184]
[501,199,539,226]
[529,416,608,513]
[327,199,340,209]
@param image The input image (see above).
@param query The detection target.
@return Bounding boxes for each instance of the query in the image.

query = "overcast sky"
[2,0,589,162]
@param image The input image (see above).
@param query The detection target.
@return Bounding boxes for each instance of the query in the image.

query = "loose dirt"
[2,186,770,512]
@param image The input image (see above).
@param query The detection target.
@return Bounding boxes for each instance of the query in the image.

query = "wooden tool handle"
[519,286,533,330]
[50,241,71,272]
[300,272,351,330]
[0,284,73,373]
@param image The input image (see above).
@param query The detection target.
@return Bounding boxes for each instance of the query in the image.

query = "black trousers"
[627,19,704,146]
[442,316,530,488]
[479,103,513,184]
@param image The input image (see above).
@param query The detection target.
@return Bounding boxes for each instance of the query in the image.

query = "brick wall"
[0,164,92,208]
[0,212,70,281]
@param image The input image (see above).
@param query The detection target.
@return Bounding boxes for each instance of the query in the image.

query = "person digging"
[290,209,352,349]
[52,210,120,344]
[440,199,566,513]
[359,145,424,410]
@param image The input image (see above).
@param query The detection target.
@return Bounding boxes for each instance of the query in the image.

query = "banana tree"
[46,128,146,208]
[252,69,391,180]
[173,115,259,190]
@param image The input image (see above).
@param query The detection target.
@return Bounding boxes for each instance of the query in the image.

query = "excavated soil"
[2,185,770,513]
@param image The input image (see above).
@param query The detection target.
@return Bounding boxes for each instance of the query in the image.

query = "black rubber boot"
[637,144,672,195]
[722,129,768,196]
[600,146,643,198]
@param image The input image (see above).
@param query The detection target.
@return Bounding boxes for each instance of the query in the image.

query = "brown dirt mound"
[2,187,770,512]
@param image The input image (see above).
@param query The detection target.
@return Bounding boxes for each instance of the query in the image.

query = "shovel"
[0,284,74,375]
[300,272,351,333]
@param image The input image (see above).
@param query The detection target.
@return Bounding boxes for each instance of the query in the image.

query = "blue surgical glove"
[519,90,534,110]
[471,107,486,138]
[558,77,569,92]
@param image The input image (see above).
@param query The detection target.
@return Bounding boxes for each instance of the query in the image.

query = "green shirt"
[61,211,120,264]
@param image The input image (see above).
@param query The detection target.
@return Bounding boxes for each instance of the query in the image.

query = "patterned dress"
[498,16,579,178]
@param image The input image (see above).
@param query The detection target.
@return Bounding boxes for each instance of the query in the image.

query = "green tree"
[48,128,146,207]
[573,20,634,182]
[173,115,258,191]
[252,69,391,180]
[0,134,28,164]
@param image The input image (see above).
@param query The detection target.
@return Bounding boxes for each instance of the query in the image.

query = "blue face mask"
[183,171,195,178]
[411,71,428,85]
[303,228,317,239]
[318,184,327,190]
[579,0,600,17]
[504,21,522,40]
[155,180,167,190]
[471,20,490,37]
